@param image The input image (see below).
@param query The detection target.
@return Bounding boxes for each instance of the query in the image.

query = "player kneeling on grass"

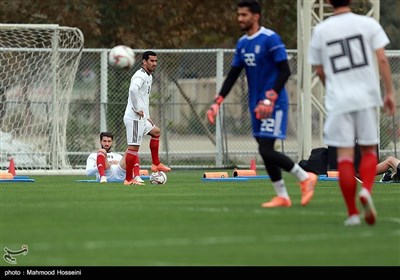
[86,132,145,185]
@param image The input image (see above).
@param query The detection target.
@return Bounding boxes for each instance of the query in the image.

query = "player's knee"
[387,156,395,163]
[150,127,161,138]
[98,148,107,155]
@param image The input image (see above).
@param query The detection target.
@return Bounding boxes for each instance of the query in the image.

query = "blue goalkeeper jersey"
[232,26,289,139]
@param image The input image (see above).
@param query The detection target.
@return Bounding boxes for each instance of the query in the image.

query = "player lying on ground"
[377,156,400,183]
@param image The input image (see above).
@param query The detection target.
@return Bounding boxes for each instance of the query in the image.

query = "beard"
[239,21,253,32]
[101,145,111,153]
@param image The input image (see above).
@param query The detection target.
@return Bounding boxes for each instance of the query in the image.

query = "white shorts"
[98,164,125,182]
[124,118,155,146]
[324,107,379,147]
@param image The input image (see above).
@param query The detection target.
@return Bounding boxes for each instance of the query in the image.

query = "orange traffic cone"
[8,158,16,176]
[250,159,256,171]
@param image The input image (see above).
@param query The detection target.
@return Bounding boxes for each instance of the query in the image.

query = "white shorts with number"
[124,117,155,146]
[324,107,379,147]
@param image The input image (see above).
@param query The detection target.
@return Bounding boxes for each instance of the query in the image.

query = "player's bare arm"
[376,48,396,115]
[315,65,325,86]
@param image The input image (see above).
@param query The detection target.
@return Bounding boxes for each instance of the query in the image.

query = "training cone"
[203,172,229,178]
[327,170,339,177]
[0,172,14,179]
[250,159,256,171]
[8,158,16,176]
[233,169,257,177]
[139,169,149,176]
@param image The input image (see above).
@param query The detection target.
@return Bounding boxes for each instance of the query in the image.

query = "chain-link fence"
[69,49,399,169]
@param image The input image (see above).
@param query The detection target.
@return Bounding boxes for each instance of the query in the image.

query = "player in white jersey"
[123,51,171,186]
[85,132,134,183]
[207,0,317,208]
[308,0,396,226]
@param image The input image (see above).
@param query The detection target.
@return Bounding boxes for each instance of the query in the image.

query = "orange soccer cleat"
[151,163,171,172]
[300,172,318,206]
[261,196,292,208]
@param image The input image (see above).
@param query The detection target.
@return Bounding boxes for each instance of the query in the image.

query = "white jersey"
[308,12,390,115]
[124,67,153,120]
[86,152,123,177]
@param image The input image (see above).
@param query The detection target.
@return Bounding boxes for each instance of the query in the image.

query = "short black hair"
[329,0,351,8]
[142,51,157,61]
[237,0,261,15]
[100,132,113,140]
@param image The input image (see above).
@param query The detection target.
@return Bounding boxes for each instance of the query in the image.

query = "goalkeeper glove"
[207,96,224,125]
[254,90,278,120]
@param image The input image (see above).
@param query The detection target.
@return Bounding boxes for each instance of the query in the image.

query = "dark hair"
[329,0,351,8]
[100,131,113,140]
[142,51,157,61]
[237,0,261,15]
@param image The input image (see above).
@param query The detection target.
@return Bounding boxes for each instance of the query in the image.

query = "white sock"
[272,179,290,199]
[290,163,309,182]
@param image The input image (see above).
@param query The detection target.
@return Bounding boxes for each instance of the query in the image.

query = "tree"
[0,0,296,49]
[1,0,398,49]
[380,0,400,49]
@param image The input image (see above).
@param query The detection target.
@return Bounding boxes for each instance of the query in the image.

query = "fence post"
[216,50,224,167]
[100,49,108,132]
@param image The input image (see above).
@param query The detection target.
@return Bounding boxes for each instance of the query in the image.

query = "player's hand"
[136,110,144,117]
[207,96,224,125]
[254,90,278,120]
[383,93,396,116]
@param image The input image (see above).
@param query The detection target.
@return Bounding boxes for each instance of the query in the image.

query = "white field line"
[184,206,400,222]
[19,228,400,252]
[4,208,399,255]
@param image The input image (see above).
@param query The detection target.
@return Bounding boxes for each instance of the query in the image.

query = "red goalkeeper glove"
[207,96,224,125]
[254,90,278,120]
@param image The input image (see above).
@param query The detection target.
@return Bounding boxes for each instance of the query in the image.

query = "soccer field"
[1,171,399,266]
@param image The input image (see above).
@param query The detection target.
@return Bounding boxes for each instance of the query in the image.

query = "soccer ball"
[150,171,167,185]
[108,45,135,69]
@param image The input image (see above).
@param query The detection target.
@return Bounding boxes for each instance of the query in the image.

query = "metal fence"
[68,48,399,169]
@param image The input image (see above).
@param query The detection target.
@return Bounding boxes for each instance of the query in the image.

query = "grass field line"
[383,217,400,224]
[22,229,400,252]
[184,206,400,224]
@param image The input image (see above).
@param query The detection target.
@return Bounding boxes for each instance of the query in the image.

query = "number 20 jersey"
[308,12,390,115]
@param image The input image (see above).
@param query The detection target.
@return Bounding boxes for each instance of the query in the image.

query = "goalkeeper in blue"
[207,0,317,208]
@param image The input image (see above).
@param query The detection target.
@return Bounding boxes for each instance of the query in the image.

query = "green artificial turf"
[1,171,399,266]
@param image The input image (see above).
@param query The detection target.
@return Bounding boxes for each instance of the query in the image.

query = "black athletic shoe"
[393,165,400,183]
[380,170,393,183]
[395,164,400,183]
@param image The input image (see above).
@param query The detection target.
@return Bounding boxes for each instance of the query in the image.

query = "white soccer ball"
[150,171,167,185]
[108,45,135,69]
